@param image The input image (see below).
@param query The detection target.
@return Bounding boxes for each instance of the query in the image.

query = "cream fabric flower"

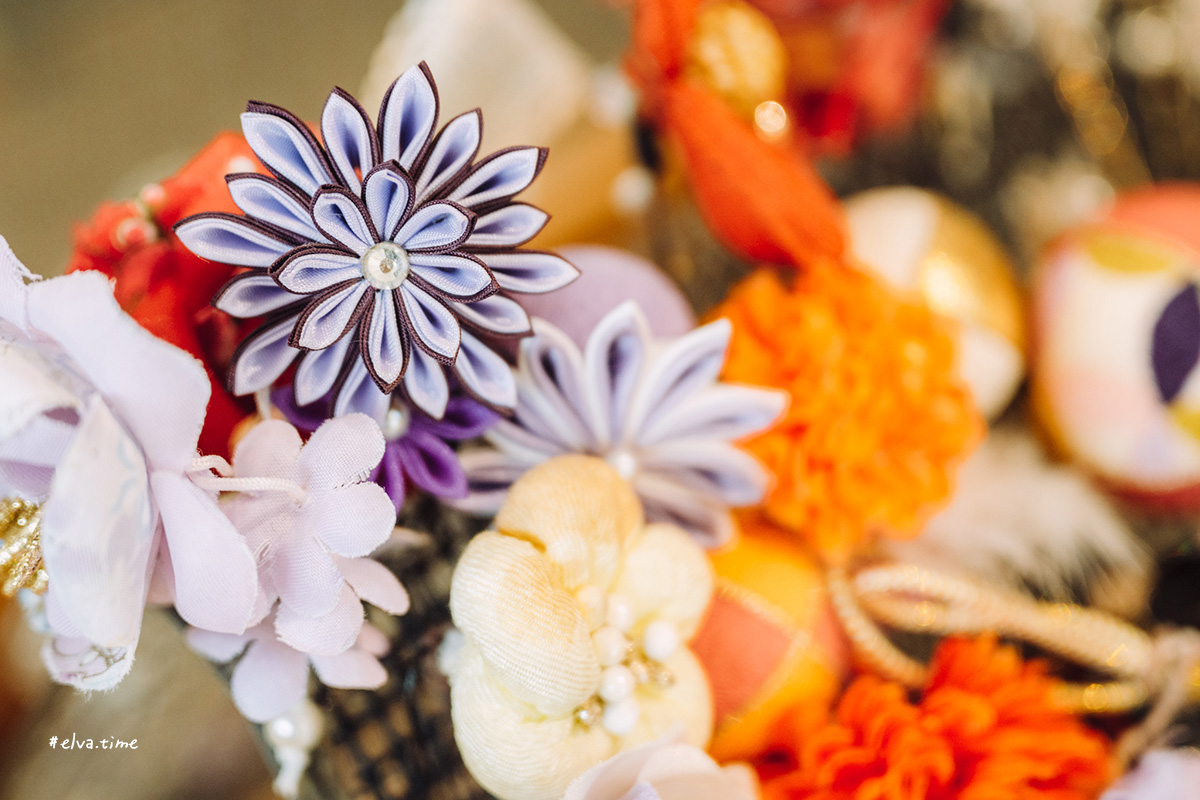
[447,455,714,800]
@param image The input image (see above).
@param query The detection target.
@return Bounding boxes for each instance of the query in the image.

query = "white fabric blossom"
[457,302,787,546]
[0,236,258,691]
[563,732,758,800]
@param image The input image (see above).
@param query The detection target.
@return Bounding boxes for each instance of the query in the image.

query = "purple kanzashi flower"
[455,302,788,547]
[275,388,497,514]
[175,62,577,421]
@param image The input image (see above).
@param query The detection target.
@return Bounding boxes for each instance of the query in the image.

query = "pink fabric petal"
[153,471,258,634]
[299,413,386,490]
[334,556,410,615]
[274,534,345,618]
[185,627,251,663]
[310,647,387,690]
[230,633,311,723]
[25,270,211,473]
[232,418,303,481]
[307,483,396,557]
[275,583,364,656]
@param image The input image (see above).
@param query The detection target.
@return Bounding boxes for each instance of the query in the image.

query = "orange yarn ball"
[760,636,1114,800]
[712,264,981,561]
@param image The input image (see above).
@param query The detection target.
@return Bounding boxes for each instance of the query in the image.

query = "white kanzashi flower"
[456,302,787,547]
[0,236,258,690]
[446,455,714,800]
[562,732,759,800]
[187,415,410,662]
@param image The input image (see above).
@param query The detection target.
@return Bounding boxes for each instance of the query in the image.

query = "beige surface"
[0,0,627,275]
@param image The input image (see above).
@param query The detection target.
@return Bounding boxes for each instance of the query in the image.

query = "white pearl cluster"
[572,586,681,736]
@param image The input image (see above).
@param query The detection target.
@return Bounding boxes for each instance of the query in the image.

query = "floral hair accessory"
[0,237,258,690]
[175,62,579,420]
[1100,749,1200,800]
[187,415,410,658]
[445,455,714,800]
[760,636,1113,800]
[274,389,497,514]
[712,265,982,561]
[456,302,787,546]
[563,731,758,800]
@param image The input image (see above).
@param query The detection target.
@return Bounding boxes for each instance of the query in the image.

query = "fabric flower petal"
[332,359,392,422]
[307,482,395,558]
[449,146,545,209]
[293,282,368,351]
[154,471,258,634]
[274,534,345,618]
[298,413,387,491]
[640,440,772,506]
[465,203,548,249]
[455,449,532,515]
[362,163,413,242]
[310,646,387,690]
[213,272,302,319]
[414,109,481,202]
[185,627,251,663]
[480,250,579,294]
[362,289,407,389]
[275,582,364,656]
[241,102,333,195]
[311,187,377,256]
[426,395,499,440]
[395,427,468,498]
[334,556,410,615]
[231,418,303,481]
[582,301,650,448]
[274,246,362,294]
[396,202,474,254]
[378,62,439,170]
[399,281,461,362]
[294,334,354,407]
[626,318,731,439]
[408,253,496,300]
[230,315,301,396]
[321,87,378,193]
[174,213,295,268]
[451,293,532,336]
[230,633,311,723]
[226,174,322,241]
[638,385,787,447]
[456,330,518,410]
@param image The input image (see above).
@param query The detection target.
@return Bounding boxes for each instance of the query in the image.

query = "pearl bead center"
[360,242,411,290]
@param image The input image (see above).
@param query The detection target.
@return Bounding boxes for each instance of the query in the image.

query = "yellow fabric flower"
[447,455,715,800]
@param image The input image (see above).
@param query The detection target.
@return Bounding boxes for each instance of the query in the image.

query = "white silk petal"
[465,203,548,248]
[275,249,362,294]
[310,646,387,689]
[294,334,354,407]
[230,633,311,723]
[378,63,438,169]
[175,214,294,268]
[582,301,650,448]
[403,342,450,419]
[414,110,481,202]
[334,556,410,615]
[298,413,386,490]
[295,283,368,351]
[241,109,332,195]
[214,272,302,319]
[307,483,395,558]
[275,582,364,657]
[321,88,377,193]
[400,281,460,361]
[449,146,543,208]
[455,330,517,411]
[227,175,321,240]
[231,316,300,396]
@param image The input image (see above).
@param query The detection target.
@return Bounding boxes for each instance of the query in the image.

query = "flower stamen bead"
[360,242,411,290]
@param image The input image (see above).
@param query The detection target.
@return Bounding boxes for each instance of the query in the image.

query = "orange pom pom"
[712,264,981,560]
[762,637,1114,800]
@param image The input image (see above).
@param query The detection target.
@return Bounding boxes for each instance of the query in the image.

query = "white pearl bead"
[576,585,607,631]
[591,626,629,667]
[598,665,636,703]
[641,619,680,662]
[601,696,641,736]
[606,448,639,481]
[360,241,411,290]
[382,406,410,440]
[264,698,323,750]
[605,594,635,633]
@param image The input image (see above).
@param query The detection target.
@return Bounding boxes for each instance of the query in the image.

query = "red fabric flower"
[67,133,264,459]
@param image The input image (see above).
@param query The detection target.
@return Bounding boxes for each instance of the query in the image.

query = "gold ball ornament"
[844,187,1027,420]
[684,0,789,123]
[1033,184,1200,509]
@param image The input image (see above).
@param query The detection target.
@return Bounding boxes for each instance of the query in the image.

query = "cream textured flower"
[446,455,714,800]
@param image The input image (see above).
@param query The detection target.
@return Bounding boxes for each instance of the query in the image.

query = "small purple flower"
[176,62,577,421]
[274,388,496,514]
